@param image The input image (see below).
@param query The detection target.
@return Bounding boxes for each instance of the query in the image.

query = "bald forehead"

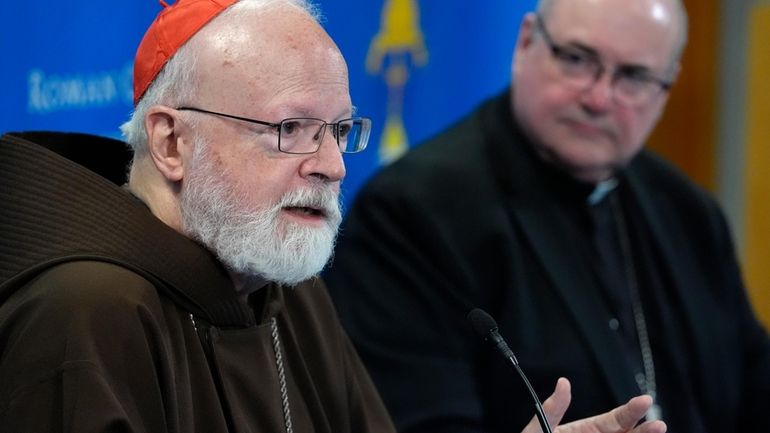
[539,0,687,58]
[544,0,679,21]
[543,0,685,69]
[186,4,348,105]
[194,4,334,64]
[540,0,682,13]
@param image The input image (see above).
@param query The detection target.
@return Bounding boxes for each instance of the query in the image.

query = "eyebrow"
[562,41,656,74]
[562,41,601,58]
[285,106,316,118]
[275,104,356,121]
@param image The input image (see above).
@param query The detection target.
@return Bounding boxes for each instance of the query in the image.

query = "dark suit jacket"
[326,90,770,433]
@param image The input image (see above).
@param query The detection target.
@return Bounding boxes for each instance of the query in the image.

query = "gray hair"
[535,0,689,71]
[120,0,321,156]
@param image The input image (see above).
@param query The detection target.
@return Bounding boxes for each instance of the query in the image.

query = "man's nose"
[579,69,615,113]
[300,126,346,182]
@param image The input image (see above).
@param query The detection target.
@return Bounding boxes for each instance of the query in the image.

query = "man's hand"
[522,378,667,433]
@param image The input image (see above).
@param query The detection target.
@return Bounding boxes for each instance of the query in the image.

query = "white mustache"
[278,186,341,221]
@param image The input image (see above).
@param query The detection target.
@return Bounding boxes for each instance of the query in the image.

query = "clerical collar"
[587,178,620,206]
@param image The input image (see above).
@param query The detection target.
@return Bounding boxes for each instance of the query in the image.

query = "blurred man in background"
[327,0,770,432]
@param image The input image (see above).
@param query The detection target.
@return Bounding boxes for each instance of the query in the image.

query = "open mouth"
[284,205,327,218]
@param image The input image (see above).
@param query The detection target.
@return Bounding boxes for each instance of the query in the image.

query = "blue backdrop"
[0,0,535,209]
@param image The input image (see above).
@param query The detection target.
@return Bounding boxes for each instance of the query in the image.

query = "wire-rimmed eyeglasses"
[534,13,673,106]
[177,106,372,154]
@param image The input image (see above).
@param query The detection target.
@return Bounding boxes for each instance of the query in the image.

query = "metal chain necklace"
[270,317,294,433]
[610,195,662,421]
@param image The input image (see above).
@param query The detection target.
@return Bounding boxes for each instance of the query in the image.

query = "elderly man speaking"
[1,1,667,432]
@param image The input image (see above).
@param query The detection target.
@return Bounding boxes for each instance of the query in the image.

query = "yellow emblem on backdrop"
[367,0,428,164]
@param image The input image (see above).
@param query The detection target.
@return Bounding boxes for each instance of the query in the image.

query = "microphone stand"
[468,308,553,433]
[507,353,552,433]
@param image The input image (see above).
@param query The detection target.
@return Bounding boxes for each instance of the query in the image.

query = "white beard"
[178,137,342,285]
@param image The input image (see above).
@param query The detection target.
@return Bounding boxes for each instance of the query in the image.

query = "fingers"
[544,378,571,427]
[551,394,667,433]
[611,395,652,429]
[631,420,667,433]
[522,378,571,433]
[604,395,667,433]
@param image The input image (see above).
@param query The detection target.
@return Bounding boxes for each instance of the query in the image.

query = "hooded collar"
[0,131,259,327]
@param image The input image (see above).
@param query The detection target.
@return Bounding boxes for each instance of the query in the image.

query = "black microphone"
[467,308,553,433]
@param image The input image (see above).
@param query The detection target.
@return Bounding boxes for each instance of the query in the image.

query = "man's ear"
[517,13,538,50]
[513,13,537,77]
[144,106,189,182]
[668,62,682,85]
